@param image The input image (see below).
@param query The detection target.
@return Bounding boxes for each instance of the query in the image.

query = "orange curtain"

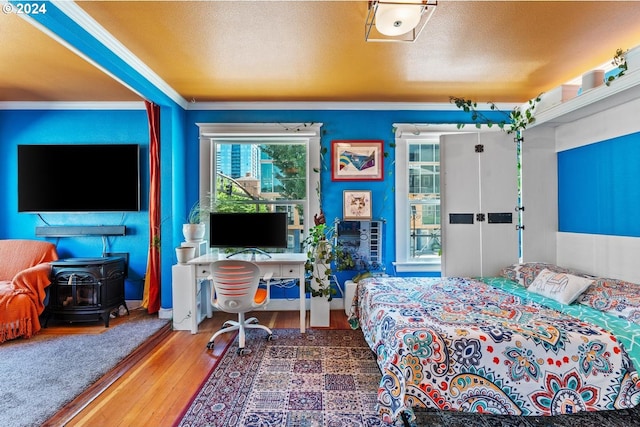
[142,101,161,314]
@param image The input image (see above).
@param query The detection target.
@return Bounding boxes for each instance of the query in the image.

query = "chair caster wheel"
[206,341,215,350]
[267,334,274,341]
[237,347,249,355]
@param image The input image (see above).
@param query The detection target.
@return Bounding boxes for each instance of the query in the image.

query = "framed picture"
[331,140,384,181]
[343,190,372,220]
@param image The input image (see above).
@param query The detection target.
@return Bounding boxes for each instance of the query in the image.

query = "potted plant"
[175,245,196,264]
[303,212,354,327]
[606,48,629,86]
[304,214,335,299]
[182,196,213,242]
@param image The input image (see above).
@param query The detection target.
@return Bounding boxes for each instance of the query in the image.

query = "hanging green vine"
[606,48,628,86]
[303,222,336,300]
[449,95,542,135]
[303,219,355,301]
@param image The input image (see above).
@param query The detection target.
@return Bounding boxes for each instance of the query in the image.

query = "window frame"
[197,123,323,252]
[393,124,460,273]
[395,124,512,273]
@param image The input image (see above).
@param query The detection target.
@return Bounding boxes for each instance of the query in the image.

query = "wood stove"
[46,257,128,327]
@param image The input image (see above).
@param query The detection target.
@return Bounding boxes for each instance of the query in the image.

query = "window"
[394,124,458,272]
[198,123,322,253]
[408,142,440,259]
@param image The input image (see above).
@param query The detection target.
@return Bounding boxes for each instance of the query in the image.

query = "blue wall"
[0,109,150,299]
[558,131,640,237]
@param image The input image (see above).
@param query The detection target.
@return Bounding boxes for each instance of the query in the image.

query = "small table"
[171,252,307,333]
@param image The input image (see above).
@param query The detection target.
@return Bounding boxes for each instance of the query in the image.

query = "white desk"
[171,252,307,334]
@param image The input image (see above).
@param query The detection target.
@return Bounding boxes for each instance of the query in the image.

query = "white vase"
[582,69,604,91]
[536,84,580,111]
[182,223,205,242]
[309,240,331,327]
[310,296,331,327]
[175,246,196,264]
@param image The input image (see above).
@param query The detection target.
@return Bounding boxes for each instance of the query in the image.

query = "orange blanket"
[0,240,58,342]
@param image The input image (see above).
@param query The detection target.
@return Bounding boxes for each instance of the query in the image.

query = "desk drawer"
[194,262,302,279]
[280,264,302,277]
[259,265,281,277]
[195,264,211,279]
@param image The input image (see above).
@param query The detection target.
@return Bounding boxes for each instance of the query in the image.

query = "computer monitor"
[209,212,288,258]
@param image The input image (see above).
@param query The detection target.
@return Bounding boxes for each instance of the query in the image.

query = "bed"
[348,263,640,425]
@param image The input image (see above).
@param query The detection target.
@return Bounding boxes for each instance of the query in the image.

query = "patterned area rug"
[177,328,640,427]
[177,328,386,426]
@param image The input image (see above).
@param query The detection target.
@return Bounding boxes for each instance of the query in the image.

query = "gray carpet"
[0,311,169,427]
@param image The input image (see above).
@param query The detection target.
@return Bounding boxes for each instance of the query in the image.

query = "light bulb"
[375,3,422,36]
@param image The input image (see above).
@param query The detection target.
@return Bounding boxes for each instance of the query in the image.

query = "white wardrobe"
[440,131,520,277]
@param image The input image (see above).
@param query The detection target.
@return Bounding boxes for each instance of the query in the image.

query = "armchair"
[205,260,273,355]
[0,240,58,343]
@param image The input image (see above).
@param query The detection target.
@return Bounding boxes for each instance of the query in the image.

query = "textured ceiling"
[0,6,139,101]
[3,1,640,104]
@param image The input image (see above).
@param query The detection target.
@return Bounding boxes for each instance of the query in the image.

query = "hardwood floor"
[47,310,351,427]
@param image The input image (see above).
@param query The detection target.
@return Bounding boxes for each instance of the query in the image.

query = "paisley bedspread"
[348,276,640,424]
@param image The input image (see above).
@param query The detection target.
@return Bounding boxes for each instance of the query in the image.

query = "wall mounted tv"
[209,212,288,251]
[18,144,140,212]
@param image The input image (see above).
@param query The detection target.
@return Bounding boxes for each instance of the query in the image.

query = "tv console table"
[171,253,307,334]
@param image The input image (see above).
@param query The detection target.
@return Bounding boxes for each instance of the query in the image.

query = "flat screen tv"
[209,212,288,253]
[18,144,140,212]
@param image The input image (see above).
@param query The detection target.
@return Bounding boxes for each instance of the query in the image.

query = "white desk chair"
[206,260,273,354]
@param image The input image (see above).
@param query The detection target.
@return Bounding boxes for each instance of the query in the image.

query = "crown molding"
[0,100,520,112]
[0,101,146,110]
[189,101,466,111]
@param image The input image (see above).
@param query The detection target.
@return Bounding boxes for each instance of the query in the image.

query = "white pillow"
[528,268,594,304]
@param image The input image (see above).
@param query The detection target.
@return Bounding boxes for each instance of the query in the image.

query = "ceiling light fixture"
[365,0,437,43]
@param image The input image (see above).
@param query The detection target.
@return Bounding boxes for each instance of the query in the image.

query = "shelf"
[532,68,640,127]
[335,219,384,271]
[36,225,126,237]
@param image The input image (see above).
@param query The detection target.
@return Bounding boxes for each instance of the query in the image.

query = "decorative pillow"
[527,268,594,304]
[577,277,640,323]
[500,262,579,288]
